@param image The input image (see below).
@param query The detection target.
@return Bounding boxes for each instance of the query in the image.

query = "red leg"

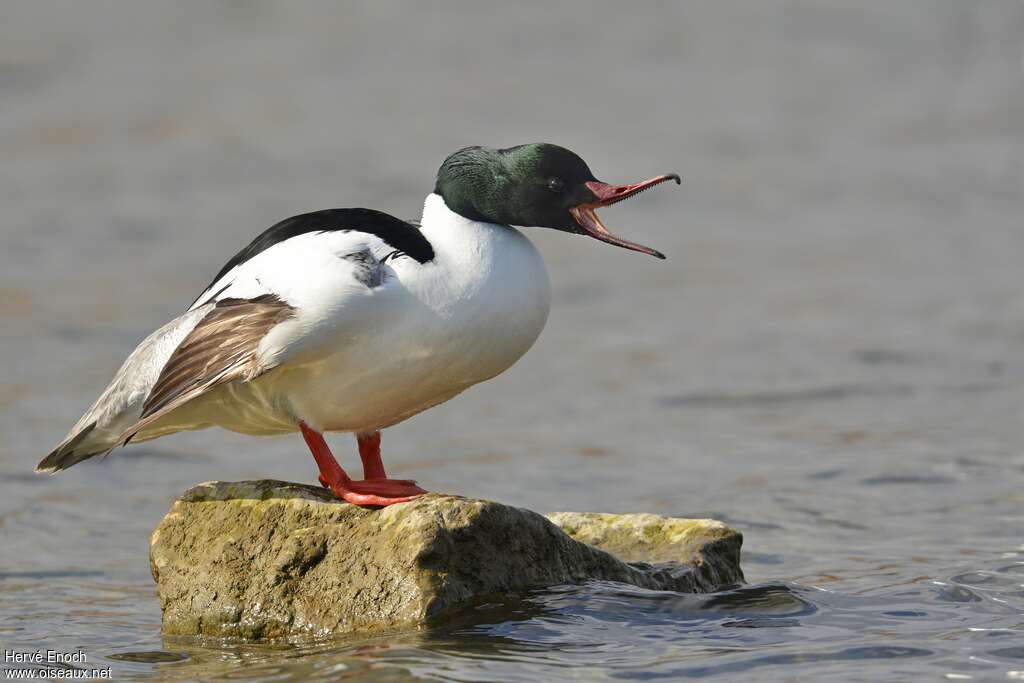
[299,422,424,507]
[357,432,387,479]
[356,431,417,486]
[353,430,426,494]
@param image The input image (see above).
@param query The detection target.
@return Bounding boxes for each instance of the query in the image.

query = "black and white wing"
[37,208,433,472]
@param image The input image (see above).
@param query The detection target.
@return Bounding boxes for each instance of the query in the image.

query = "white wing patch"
[190,231,395,311]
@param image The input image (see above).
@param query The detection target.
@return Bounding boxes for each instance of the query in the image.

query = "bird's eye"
[546,177,566,193]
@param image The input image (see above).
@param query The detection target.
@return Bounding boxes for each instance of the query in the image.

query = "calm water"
[2,2,1023,680]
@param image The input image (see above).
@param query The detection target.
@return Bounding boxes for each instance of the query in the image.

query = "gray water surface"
[2,2,1023,681]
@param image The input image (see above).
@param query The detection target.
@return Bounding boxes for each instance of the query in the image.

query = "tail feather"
[35,422,107,473]
[35,304,216,475]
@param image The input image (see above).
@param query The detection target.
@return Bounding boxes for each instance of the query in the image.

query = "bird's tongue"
[568,174,679,260]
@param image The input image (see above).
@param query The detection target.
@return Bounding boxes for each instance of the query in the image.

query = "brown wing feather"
[119,294,295,442]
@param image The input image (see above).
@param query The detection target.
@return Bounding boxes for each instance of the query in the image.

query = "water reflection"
[119,579,974,681]
[1,556,1022,682]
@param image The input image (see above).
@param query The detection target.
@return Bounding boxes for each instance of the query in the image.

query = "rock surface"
[149,480,743,639]
[545,511,739,565]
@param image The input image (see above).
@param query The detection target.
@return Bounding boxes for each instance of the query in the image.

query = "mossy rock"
[150,480,743,639]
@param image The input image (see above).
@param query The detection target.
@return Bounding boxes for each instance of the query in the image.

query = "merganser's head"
[434,143,679,259]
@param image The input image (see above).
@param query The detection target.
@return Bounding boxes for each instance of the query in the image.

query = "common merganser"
[36,143,679,506]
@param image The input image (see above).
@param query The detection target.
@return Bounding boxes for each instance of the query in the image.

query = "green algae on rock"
[546,511,740,564]
[149,480,744,639]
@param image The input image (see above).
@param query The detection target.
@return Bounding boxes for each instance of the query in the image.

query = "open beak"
[569,173,680,260]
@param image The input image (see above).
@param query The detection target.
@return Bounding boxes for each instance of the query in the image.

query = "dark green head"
[434,143,679,259]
